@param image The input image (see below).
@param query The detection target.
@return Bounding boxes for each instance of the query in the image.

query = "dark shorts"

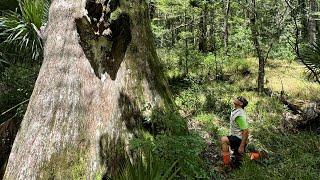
[227,135,243,155]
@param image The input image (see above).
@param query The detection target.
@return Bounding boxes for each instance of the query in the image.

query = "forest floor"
[168,57,320,179]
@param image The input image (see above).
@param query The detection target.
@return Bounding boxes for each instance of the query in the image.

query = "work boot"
[249,152,260,160]
[222,152,231,167]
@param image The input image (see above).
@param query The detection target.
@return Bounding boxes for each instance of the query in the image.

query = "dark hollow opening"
[76,0,131,80]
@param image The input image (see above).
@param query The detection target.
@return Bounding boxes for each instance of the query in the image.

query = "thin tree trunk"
[249,0,265,93]
[4,0,172,179]
[223,0,231,56]
[208,9,216,52]
[192,13,196,47]
[308,0,318,45]
[185,39,189,75]
[162,13,167,47]
[299,0,308,40]
[170,19,175,47]
[184,10,189,75]
[199,2,208,53]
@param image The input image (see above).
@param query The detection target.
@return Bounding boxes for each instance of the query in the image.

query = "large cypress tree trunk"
[4,0,172,179]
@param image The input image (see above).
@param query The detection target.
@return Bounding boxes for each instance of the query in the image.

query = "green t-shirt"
[235,116,249,130]
[230,108,248,138]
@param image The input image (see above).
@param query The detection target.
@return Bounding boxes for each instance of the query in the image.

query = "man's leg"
[230,137,244,168]
[221,136,230,166]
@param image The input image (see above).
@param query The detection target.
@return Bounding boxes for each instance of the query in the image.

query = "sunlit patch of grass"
[266,59,320,100]
[230,58,320,101]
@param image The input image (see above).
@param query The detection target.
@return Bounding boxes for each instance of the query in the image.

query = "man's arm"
[235,116,249,154]
[239,129,249,154]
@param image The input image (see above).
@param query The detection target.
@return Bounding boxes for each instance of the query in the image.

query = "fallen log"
[279,95,320,132]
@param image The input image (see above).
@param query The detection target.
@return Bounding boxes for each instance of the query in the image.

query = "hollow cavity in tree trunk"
[76,0,131,80]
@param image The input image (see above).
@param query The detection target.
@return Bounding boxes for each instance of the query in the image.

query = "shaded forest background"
[1,0,320,179]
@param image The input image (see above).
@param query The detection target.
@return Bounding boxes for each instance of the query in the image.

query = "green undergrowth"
[126,51,320,179]
[156,51,320,179]
[0,63,40,124]
[113,151,180,180]
[131,132,208,178]
[231,130,320,179]
[129,108,210,178]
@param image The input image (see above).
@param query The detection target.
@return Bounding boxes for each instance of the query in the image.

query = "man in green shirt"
[221,96,249,167]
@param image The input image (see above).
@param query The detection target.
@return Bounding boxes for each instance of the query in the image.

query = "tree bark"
[249,0,265,93]
[184,10,189,75]
[4,0,172,179]
[223,0,231,56]
[199,2,208,53]
[208,8,216,52]
[192,13,196,47]
[308,0,318,45]
[298,0,308,40]
[167,16,175,47]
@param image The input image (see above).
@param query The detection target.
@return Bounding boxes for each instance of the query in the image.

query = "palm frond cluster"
[0,0,49,124]
[301,41,320,81]
[0,0,49,65]
[113,152,179,180]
